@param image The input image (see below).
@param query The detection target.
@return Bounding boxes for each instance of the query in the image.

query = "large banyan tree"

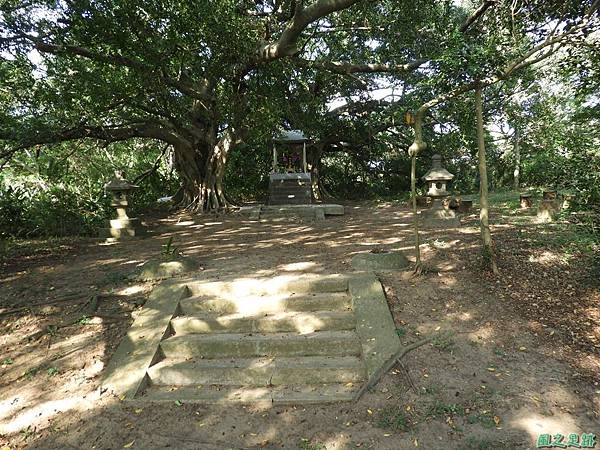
[1,0,598,212]
[0,0,437,211]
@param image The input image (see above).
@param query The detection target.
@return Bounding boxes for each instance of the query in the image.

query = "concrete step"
[160,330,362,359]
[171,310,355,335]
[147,356,366,386]
[139,383,360,404]
[179,292,352,315]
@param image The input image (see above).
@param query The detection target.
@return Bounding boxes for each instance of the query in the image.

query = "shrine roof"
[274,130,309,143]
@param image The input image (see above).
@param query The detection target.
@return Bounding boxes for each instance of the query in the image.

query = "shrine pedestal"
[268,173,312,205]
[421,198,460,229]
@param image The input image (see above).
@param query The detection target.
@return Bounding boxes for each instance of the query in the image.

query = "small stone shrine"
[269,130,311,205]
[99,171,146,241]
[421,154,460,228]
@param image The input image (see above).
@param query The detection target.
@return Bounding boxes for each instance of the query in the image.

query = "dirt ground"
[1,200,599,450]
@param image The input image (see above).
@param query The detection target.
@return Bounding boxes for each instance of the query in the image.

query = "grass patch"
[432,334,455,352]
[458,437,496,450]
[396,327,407,338]
[24,367,39,380]
[426,400,466,419]
[298,439,326,450]
[529,223,598,254]
[466,413,496,428]
[375,407,411,432]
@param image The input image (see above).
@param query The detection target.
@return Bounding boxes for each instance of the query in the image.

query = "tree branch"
[27,37,212,101]
[292,57,428,75]
[1,122,190,157]
[257,0,363,61]
[133,144,170,184]
[408,14,596,156]
[460,0,496,33]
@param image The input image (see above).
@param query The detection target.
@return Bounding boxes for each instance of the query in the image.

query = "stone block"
[348,274,401,381]
[351,251,410,270]
[134,256,200,281]
[100,281,189,398]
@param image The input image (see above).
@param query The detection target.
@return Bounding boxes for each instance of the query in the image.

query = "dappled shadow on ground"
[1,201,599,449]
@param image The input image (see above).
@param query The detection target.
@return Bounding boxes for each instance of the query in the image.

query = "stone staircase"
[139,288,366,404]
[102,273,401,405]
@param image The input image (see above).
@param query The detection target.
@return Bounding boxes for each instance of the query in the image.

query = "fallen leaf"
[134,408,143,414]
[493,416,501,425]
[487,367,496,372]
[174,400,182,406]
[519,346,527,351]
[123,440,135,448]
[367,409,373,415]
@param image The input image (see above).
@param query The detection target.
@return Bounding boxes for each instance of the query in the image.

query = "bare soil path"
[1,201,598,449]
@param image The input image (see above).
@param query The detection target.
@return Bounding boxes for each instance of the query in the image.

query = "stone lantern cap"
[422,154,454,182]
[104,171,139,193]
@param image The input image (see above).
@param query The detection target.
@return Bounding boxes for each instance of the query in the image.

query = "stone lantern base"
[99,217,147,241]
[421,198,460,229]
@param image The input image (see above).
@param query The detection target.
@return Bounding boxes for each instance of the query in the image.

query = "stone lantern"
[421,154,459,228]
[99,171,146,241]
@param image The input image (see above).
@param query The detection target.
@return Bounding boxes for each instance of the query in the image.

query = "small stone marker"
[99,171,146,241]
[537,199,560,222]
[562,194,575,209]
[351,250,410,270]
[520,194,533,208]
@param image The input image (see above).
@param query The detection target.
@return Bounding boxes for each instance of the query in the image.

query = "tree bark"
[172,130,235,212]
[475,87,499,275]
[513,125,520,191]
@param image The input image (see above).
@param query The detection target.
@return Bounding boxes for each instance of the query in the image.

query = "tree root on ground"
[354,331,454,401]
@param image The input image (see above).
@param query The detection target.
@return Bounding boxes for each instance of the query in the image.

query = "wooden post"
[302,142,307,173]
[513,125,520,190]
[410,153,421,270]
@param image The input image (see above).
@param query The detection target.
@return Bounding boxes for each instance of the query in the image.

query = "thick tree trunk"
[475,87,499,275]
[173,131,234,212]
[513,125,520,191]
[309,145,332,201]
